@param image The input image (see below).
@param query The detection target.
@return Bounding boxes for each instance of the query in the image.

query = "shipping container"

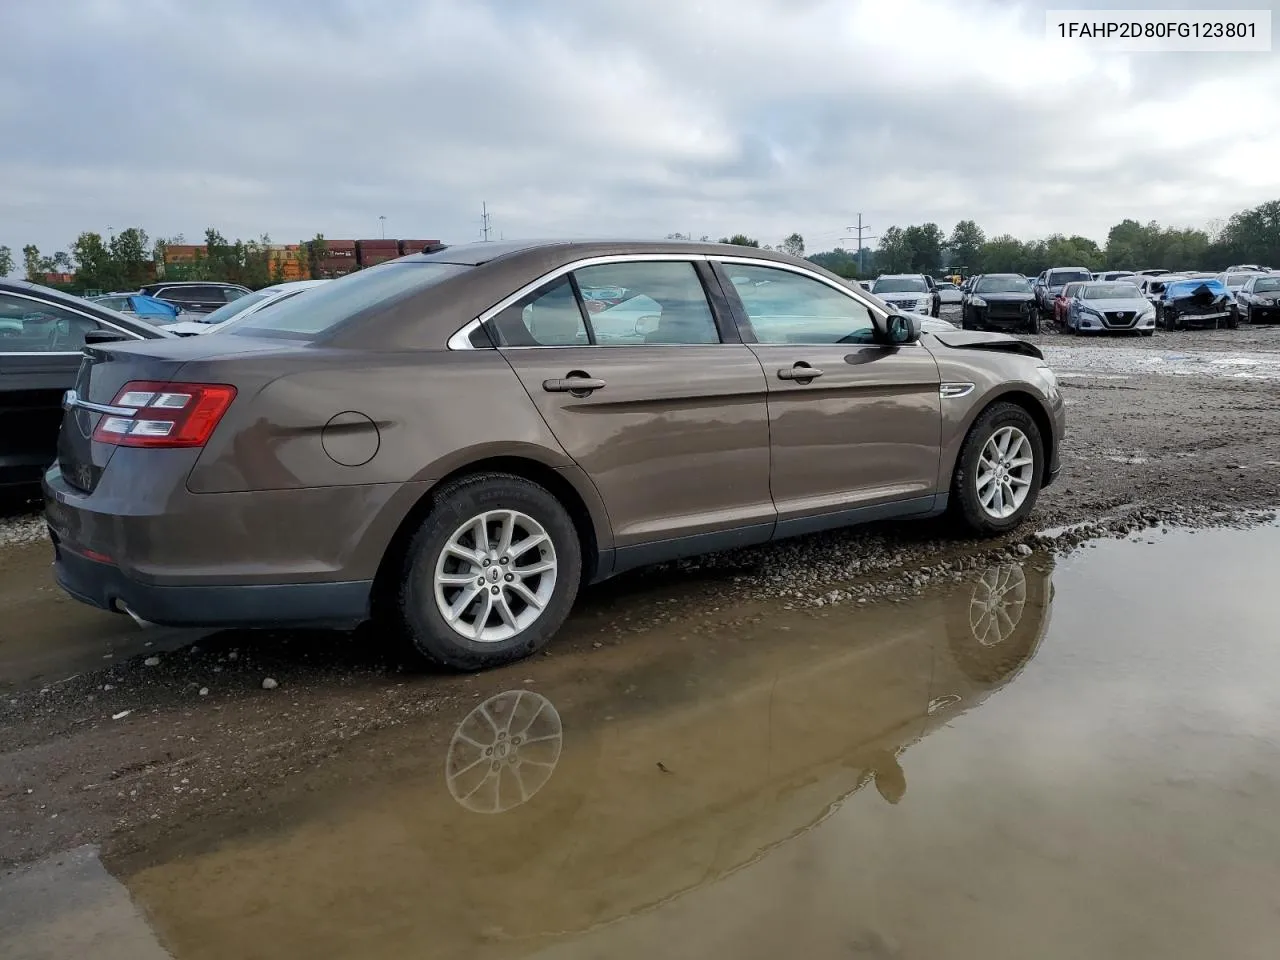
[163,244,204,263]
[398,239,441,256]
[325,240,358,259]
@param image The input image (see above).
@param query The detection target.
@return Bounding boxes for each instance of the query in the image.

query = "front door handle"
[776,363,823,381]
[543,374,606,395]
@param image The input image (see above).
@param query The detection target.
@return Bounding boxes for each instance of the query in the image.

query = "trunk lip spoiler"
[62,389,138,419]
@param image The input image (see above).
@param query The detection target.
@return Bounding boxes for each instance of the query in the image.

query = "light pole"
[379,215,387,239]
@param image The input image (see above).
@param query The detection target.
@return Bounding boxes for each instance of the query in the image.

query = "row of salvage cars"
[954,268,1280,335]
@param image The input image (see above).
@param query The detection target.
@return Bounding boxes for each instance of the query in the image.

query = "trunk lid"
[55,335,300,493]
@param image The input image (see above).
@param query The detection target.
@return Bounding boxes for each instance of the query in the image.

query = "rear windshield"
[975,276,1031,294]
[199,290,272,325]
[230,262,470,338]
[1082,283,1142,299]
[1048,269,1092,285]
[872,278,927,293]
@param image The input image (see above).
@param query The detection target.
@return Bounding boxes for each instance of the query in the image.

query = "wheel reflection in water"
[445,690,563,814]
[968,563,1027,646]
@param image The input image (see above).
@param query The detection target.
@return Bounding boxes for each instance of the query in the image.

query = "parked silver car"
[1065,282,1156,335]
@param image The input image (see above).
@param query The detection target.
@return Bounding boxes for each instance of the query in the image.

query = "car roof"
[259,279,329,293]
[875,273,926,279]
[146,280,250,289]
[401,238,813,268]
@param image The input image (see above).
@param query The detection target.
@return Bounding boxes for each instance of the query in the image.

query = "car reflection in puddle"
[114,558,1053,960]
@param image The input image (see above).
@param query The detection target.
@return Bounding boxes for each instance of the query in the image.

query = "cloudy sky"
[1,0,1277,264]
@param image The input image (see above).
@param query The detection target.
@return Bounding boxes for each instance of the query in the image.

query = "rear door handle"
[543,375,606,394]
[776,363,823,381]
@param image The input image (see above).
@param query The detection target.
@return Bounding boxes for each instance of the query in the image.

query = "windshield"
[1048,269,1092,285]
[230,262,470,338]
[1253,278,1280,293]
[1082,283,1142,299]
[975,276,1032,294]
[1167,279,1227,297]
[198,290,273,325]
[872,278,927,293]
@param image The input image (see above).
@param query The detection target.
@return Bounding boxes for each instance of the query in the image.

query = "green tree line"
[3,227,329,292]
[726,198,1280,280]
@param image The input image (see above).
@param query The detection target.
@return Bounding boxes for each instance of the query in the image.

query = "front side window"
[0,294,101,353]
[573,262,718,345]
[488,277,588,347]
[724,264,877,345]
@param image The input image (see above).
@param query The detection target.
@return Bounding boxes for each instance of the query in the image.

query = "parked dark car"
[1,280,168,489]
[1235,274,1280,324]
[1032,267,1094,312]
[961,274,1038,333]
[138,281,252,315]
[1156,277,1236,330]
[45,240,1064,671]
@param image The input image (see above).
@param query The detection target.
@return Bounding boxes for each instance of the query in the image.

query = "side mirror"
[881,312,921,345]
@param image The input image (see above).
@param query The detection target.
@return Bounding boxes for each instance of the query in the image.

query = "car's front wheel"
[397,473,582,670]
[950,402,1044,536]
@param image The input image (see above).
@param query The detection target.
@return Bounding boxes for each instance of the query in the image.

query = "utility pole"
[481,202,492,242]
[840,213,876,276]
[378,215,387,239]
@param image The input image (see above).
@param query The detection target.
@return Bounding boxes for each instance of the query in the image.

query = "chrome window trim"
[0,290,146,355]
[447,253,712,350]
[446,252,894,351]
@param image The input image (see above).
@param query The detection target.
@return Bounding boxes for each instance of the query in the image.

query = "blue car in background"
[89,293,183,325]
[1155,277,1237,330]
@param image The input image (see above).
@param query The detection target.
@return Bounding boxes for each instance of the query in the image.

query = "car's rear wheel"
[397,473,582,670]
[950,403,1044,537]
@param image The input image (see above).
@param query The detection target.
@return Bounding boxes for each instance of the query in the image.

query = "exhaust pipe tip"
[113,599,157,629]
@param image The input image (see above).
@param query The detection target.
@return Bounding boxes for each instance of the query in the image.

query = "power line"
[480,202,492,242]
[840,213,876,275]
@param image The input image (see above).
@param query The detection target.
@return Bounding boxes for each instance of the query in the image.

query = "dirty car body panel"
[44,240,1065,644]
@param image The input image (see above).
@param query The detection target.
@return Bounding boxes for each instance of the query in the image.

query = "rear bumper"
[50,540,371,628]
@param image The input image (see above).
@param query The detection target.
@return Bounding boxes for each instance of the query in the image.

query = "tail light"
[92,380,237,448]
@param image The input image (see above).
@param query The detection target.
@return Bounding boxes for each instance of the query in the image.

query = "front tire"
[1025,310,1040,335]
[950,402,1045,537]
[397,473,583,670]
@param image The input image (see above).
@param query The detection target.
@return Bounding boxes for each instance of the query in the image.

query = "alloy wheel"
[968,563,1028,646]
[433,509,558,642]
[975,426,1035,519]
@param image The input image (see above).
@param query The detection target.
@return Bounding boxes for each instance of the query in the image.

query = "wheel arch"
[944,388,1056,490]
[369,455,611,623]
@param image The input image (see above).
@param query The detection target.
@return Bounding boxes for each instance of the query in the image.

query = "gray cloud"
[1,0,1277,264]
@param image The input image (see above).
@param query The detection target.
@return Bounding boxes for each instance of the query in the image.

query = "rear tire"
[950,402,1045,537]
[396,473,582,671]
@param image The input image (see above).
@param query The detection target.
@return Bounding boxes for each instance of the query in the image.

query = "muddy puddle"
[7,524,1280,959]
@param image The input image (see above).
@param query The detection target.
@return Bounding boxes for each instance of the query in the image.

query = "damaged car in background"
[961,274,1038,333]
[1156,276,1237,330]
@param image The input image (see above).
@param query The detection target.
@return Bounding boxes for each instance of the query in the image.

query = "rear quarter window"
[228,262,470,339]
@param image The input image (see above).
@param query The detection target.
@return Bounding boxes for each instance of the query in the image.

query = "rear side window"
[574,262,719,345]
[231,262,470,338]
[488,277,589,347]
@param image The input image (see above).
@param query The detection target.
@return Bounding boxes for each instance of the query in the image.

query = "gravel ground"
[3,319,1280,868]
